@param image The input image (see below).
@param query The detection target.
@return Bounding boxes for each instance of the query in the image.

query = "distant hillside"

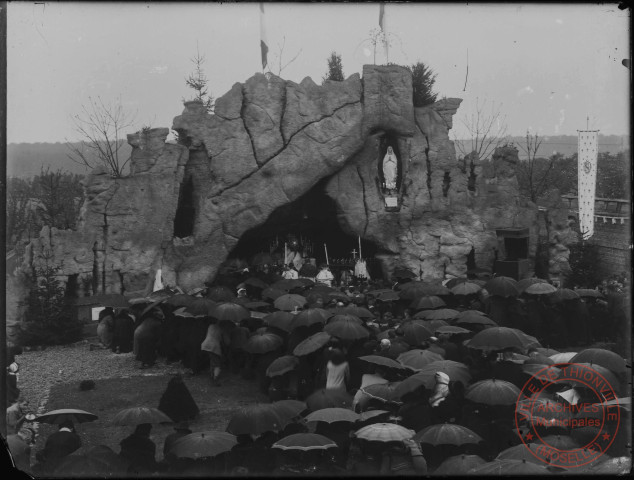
[7,135,630,178]
[454,134,630,161]
[7,142,133,178]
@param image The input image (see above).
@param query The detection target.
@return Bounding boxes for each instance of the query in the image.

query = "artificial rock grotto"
[20,65,575,300]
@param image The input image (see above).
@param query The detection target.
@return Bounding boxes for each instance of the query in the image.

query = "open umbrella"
[556,363,619,390]
[465,379,521,406]
[455,312,497,328]
[293,331,331,356]
[272,433,338,451]
[414,423,483,446]
[365,288,394,299]
[357,410,390,423]
[266,355,300,378]
[306,388,353,412]
[264,311,295,332]
[77,293,131,309]
[262,287,286,301]
[549,288,580,302]
[583,456,631,474]
[570,348,627,374]
[535,347,560,357]
[485,276,520,297]
[524,282,558,295]
[516,277,549,293]
[206,286,236,302]
[173,307,196,318]
[271,279,304,292]
[164,294,196,308]
[54,445,128,477]
[434,454,487,475]
[397,349,444,371]
[416,308,460,321]
[435,325,471,336]
[296,278,315,287]
[450,282,482,296]
[354,423,415,443]
[244,277,269,290]
[185,298,217,317]
[521,363,561,379]
[398,282,451,299]
[396,320,433,346]
[410,295,446,311]
[394,361,472,398]
[112,407,173,426]
[34,409,98,425]
[418,319,450,333]
[359,355,407,371]
[291,308,331,330]
[496,443,548,464]
[211,302,251,324]
[470,459,550,475]
[270,400,308,422]
[169,431,237,459]
[244,332,284,354]
[465,327,538,352]
[324,318,369,341]
[540,434,579,450]
[274,294,307,311]
[393,268,417,280]
[245,301,270,310]
[338,305,374,319]
[226,404,288,435]
[327,291,351,303]
[549,352,577,363]
[305,408,360,424]
[328,313,363,325]
[374,290,401,302]
[360,382,403,404]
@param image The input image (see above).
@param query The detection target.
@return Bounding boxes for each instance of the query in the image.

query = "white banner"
[577,130,598,239]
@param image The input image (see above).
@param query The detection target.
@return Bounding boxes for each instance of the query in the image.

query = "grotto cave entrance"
[227,176,384,282]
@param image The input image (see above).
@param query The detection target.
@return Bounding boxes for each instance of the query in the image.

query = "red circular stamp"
[514,362,621,469]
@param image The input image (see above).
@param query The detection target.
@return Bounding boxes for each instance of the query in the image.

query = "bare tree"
[515,130,556,203]
[185,43,214,113]
[454,97,509,169]
[272,36,302,76]
[66,96,135,178]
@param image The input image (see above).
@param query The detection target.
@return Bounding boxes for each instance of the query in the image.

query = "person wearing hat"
[162,421,192,464]
[35,420,82,473]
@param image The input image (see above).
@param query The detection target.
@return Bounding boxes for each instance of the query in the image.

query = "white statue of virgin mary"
[382,146,398,192]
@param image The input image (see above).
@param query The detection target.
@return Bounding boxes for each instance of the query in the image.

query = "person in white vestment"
[316,264,334,287]
[282,264,299,280]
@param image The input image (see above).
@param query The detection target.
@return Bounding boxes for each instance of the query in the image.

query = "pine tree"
[322,52,344,83]
[185,45,214,113]
[17,250,83,346]
[408,62,438,107]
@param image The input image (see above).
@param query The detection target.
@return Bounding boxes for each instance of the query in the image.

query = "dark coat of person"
[158,375,200,422]
[119,424,157,474]
[136,315,163,366]
[111,310,135,353]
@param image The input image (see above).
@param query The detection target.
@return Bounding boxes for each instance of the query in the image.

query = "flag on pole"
[378,3,389,63]
[577,130,598,239]
[379,3,386,30]
[259,3,268,71]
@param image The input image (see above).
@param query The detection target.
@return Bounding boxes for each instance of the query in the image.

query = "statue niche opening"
[377,133,402,195]
[174,176,196,238]
[227,177,382,280]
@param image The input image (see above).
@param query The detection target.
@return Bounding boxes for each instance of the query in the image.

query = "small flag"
[260,3,268,70]
[379,3,386,30]
[577,130,598,239]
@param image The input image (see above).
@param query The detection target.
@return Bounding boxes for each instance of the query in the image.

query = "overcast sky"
[7,2,631,144]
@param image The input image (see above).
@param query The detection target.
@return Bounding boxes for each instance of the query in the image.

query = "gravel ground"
[16,340,188,419]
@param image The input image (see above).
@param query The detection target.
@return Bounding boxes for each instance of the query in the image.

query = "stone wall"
[16,64,542,307]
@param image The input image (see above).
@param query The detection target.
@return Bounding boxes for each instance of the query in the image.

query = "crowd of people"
[6,263,631,476]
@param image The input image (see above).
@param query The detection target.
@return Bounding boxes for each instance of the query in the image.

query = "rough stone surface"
[17,64,547,305]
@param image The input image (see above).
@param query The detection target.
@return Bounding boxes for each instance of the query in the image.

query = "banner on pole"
[577,130,598,239]
[260,3,268,70]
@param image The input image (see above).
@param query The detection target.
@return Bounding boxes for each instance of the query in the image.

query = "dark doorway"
[174,176,196,238]
[228,177,383,279]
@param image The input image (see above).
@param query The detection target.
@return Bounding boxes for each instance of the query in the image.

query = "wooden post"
[324,244,329,265]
